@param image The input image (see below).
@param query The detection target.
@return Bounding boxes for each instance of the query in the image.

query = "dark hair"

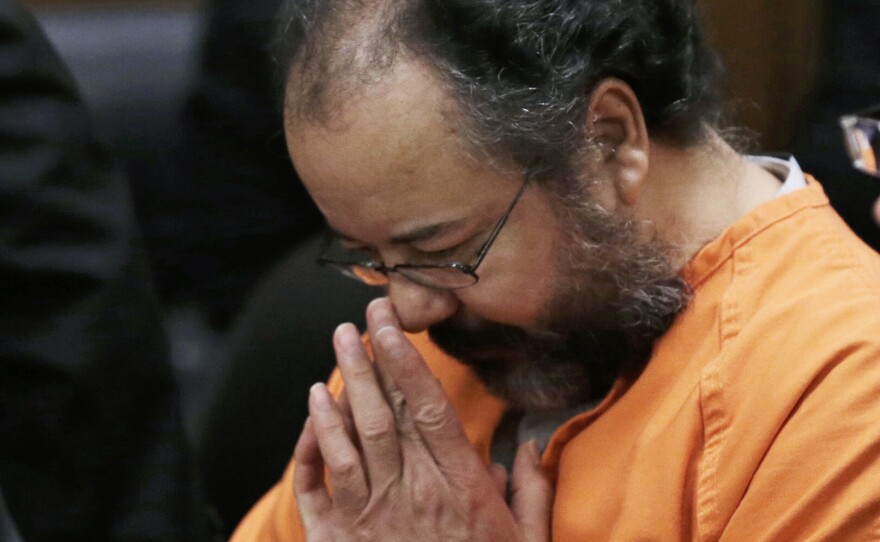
[274,0,725,179]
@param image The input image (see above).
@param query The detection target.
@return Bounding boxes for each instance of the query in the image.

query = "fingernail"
[367,297,389,314]
[310,383,332,412]
[368,297,399,326]
[526,440,541,465]
[334,323,361,349]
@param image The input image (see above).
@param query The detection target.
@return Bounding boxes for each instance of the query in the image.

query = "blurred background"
[6,0,880,538]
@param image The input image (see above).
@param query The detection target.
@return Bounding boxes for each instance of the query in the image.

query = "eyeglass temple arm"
[468,177,530,272]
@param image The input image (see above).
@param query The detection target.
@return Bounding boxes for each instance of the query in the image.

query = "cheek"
[454,196,564,327]
[463,269,557,327]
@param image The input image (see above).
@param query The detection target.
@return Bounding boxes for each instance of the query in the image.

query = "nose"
[386,276,459,333]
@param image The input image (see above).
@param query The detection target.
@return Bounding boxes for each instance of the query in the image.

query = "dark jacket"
[0,1,207,539]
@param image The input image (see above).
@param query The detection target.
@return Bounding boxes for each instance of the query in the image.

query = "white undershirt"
[745,154,808,196]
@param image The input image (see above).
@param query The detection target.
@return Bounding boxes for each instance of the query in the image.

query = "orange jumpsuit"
[232,179,880,541]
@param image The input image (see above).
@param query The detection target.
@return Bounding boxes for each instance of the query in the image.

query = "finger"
[365,297,398,333]
[873,196,880,227]
[336,390,361,449]
[333,324,401,489]
[366,298,414,430]
[293,418,331,529]
[511,441,553,542]
[308,382,369,514]
[487,463,508,499]
[371,325,483,473]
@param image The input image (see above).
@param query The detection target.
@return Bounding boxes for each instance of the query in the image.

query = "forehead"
[284,59,519,240]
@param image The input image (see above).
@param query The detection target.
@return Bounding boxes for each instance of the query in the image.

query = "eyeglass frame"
[317,174,531,290]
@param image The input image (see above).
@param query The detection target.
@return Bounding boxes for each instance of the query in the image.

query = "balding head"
[275,0,725,181]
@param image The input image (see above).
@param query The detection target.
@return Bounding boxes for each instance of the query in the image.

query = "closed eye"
[412,245,460,261]
[408,236,478,263]
[332,239,382,263]
[339,239,369,251]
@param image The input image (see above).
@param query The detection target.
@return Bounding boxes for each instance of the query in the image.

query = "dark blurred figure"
[175,1,376,534]
[199,235,377,537]
[145,0,323,332]
[0,1,211,539]
[792,0,880,250]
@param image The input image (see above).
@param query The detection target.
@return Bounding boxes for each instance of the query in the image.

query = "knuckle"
[412,401,453,432]
[358,413,395,442]
[387,389,406,413]
[328,455,361,481]
[346,362,375,381]
[409,471,440,512]
[315,414,346,434]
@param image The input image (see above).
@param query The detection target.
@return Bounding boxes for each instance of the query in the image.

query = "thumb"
[487,462,509,498]
[511,441,553,542]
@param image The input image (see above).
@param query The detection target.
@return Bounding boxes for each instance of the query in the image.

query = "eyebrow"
[390,221,463,244]
[327,220,465,246]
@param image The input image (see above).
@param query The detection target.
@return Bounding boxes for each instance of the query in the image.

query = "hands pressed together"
[293,298,554,542]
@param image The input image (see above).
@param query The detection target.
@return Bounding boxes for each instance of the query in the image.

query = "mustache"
[428,318,560,361]
[429,317,632,363]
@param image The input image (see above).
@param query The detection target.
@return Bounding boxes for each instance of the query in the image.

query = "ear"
[586,78,650,207]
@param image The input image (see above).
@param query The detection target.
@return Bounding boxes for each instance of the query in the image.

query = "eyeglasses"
[840,105,880,177]
[317,176,530,290]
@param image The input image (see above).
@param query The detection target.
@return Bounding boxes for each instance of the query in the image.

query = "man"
[233,0,880,540]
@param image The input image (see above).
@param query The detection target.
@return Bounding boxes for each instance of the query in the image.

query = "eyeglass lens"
[344,263,477,289]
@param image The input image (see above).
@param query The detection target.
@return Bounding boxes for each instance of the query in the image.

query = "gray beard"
[428,320,638,410]
[429,184,690,411]
[428,274,686,410]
